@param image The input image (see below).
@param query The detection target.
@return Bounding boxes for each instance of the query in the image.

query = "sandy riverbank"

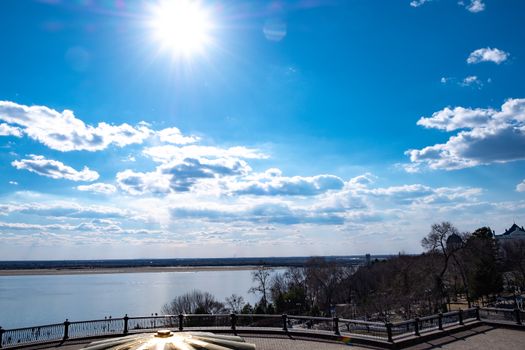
[0,265,261,276]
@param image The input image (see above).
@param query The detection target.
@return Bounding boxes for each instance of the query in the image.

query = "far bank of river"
[0,268,283,329]
[0,265,260,276]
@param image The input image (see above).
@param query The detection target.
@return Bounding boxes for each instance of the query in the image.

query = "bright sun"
[149,0,213,57]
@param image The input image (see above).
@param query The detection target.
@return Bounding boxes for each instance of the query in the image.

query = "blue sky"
[1,0,524,259]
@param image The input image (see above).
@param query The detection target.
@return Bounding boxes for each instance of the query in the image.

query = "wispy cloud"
[467,47,509,64]
[1,202,129,219]
[142,145,268,163]
[406,98,525,170]
[170,202,346,226]
[363,184,481,205]
[517,180,525,192]
[0,219,160,236]
[441,75,485,88]
[459,75,483,88]
[459,0,485,13]
[77,183,117,194]
[12,155,99,181]
[410,0,432,8]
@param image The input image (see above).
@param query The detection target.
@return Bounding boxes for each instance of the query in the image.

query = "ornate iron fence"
[0,307,521,348]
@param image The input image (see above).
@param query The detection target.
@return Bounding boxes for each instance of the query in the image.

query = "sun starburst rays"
[149,0,213,58]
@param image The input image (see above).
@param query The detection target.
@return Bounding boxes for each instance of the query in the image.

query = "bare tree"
[225,294,245,313]
[248,266,273,307]
[304,257,344,314]
[161,290,225,314]
[421,222,462,311]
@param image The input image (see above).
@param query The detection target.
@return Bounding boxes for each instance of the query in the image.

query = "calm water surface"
[0,270,277,329]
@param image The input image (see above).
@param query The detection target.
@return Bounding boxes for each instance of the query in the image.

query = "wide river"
[0,269,280,329]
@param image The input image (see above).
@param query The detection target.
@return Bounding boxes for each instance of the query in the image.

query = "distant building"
[495,223,525,241]
[365,254,371,266]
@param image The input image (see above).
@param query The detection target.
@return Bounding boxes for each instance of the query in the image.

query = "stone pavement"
[404,325,525,350]
[242,334,367,350]
[11,326,525,350]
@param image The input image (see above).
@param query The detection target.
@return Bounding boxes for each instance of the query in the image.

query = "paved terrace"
[2,308,524,349]
[10,326,525,350]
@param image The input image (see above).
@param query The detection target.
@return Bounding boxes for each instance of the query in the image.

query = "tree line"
[162,222,525,321]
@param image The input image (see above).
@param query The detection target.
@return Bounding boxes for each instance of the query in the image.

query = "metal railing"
[479,307,523,325]
[0,307,522,348]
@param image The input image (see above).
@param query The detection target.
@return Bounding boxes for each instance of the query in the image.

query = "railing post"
[0,326,4,349]
[414,317,420,336]
[458,309,464,325]
[123,314,129,335]
[178,314,184,331]
[63,319,70,340]
[386,322,393,343]
[282,314,288,332]
[230,313,237,334]
[515,308,522,325]
[333,317,340,336]
[438,313,443,330]
[475,306,481,321]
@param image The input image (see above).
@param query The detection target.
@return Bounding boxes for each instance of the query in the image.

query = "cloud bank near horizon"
[0,97,522,258]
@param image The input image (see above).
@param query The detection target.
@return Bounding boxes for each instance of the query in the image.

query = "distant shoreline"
[0,265,261,276]
[0,255,381,276]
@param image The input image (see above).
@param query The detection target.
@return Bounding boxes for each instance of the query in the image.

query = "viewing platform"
[8,327,525,350]
[1,307,524,349]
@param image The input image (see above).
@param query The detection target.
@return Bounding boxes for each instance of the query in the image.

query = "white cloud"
[0,123,23,137]
[157,127,200,145]
[77,183,117,194]
[143,145,268,163]
[347,173,376,188]
[364,184,481,205]
[2,202,129,219]
[8,181,18,185]
[115,143,267,195]
[517,180,525,192]
[0,169,510,257]
[0,219,160,236]
[416,105,494,131]
[410,0,432,7]
[230,168,344,196]
[460,0,485,13]
[170,202,345,226]
[74,219,161,235]
[116,169,171,195]
[0,101,153,151]
[12,155,99,181]
[460,75,483,88]
[406,98,525,170]
[467,47,509,64]
[117,156,251,195]
[440,76,485,88]
[0,221,74,231]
